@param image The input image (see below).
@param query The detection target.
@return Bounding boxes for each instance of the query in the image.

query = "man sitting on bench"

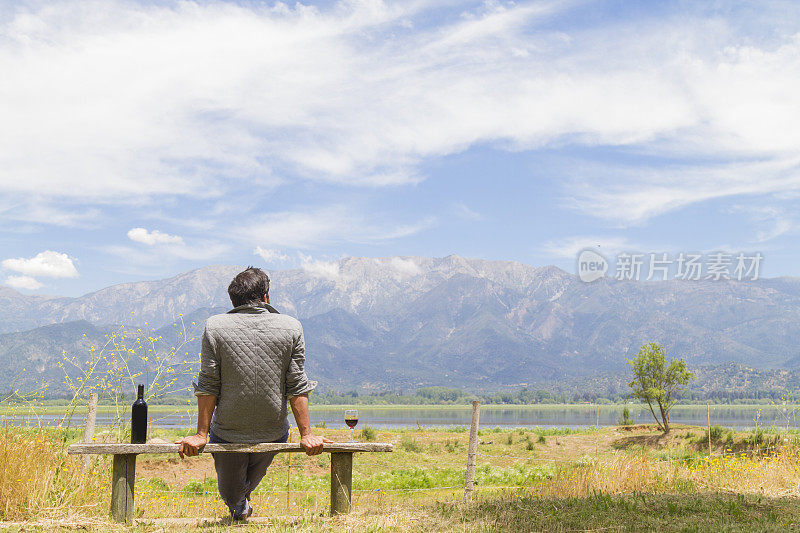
[175,266,331,520]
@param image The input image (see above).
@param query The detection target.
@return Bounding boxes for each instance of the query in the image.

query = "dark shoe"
[232,500,253,521]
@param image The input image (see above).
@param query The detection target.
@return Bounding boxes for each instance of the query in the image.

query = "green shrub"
[361,425,376,441]
[506,433,514,445]
[748,427,765,447]
[146,477,170,491]
[618,405,632,426]
[724,431,735,448]
[707,425,725,443]
[653,449,701,463]
[365,467,462,490]
[533,427,583,437]
[400,435,423,452]
[476,463,555,485]
[537,434,546,444]
[183,477,217,494]
[526,441,535,451]
[443,439,463,453]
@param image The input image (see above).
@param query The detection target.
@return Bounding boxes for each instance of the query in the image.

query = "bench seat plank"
[68,442,392,454]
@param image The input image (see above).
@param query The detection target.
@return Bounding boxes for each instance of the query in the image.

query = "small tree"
[627,342,693,433]
[58,314,200,439]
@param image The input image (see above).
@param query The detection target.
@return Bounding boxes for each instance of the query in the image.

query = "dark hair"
[228,266,270,307]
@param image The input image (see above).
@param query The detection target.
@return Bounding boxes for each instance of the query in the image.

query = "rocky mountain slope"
[2,255,800,394]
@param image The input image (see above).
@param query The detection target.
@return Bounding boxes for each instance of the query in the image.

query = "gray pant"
[210,431,288,515]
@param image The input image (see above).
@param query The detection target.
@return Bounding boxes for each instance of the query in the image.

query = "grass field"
[3,420,800,531]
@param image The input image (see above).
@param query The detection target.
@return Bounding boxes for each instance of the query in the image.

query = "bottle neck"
[137,385,144,400]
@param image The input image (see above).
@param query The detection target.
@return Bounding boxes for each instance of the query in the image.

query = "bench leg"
[111,454,136,524]
[330,452,353,515]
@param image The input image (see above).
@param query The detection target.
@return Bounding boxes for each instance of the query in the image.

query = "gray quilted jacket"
[193,302,317,442]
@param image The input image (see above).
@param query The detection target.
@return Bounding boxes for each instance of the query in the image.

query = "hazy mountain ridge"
[2,256,800,394]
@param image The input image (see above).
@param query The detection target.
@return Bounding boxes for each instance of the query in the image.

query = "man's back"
[178,267,327,521]
[195,303,315,443]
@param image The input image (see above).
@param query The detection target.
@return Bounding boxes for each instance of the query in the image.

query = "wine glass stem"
[350,427,354,441]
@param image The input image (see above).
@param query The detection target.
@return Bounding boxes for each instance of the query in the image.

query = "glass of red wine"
[344,409,359,442]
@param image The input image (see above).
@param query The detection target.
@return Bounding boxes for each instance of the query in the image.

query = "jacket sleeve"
[285,324,317,398]
[193,326,221,397]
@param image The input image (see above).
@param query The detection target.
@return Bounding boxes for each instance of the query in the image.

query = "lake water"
[2,405,797,431]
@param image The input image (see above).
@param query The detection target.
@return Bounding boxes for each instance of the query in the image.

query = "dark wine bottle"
[131,384,148,444]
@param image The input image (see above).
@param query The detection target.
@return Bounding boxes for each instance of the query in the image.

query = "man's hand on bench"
[175,433,208,458]
[300,434,333,456]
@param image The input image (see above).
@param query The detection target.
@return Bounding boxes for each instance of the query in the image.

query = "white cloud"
[4,275,43,290]
[1,250,78,278]
[240,206,434,249]
[451,203,484,221]
[3,0,800,220]
[566,156,800,225]
[254,251,421,280]
[254,246,289,264]
[299,253,341,281]
[386,257,422,277]
[541,236,639,259]
[103,240,228,264]
[0,0,433,199]
[728,205,795,243]
[0,198,100,228]
[755,218,793,243]
[127,227,184,245]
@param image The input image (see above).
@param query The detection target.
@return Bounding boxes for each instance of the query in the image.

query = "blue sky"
[2,0,800,296]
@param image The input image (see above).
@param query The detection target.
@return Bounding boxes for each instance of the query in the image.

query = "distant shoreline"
[1,402,795,416]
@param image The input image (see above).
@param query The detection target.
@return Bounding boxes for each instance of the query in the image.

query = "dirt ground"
[535,425,700,460]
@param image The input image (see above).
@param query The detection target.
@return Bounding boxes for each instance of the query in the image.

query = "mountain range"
[2,255,800,396]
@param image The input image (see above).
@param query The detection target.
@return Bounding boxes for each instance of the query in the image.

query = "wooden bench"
[68,442,393,523]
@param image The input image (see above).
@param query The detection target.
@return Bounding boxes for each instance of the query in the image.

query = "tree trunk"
[645,400,664,432]
[659,404,669,433]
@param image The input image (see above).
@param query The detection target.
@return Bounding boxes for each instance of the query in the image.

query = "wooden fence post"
[707,402,712,455]
[83,393,98,468]
[465,400,480,502]
[330,452,353,515]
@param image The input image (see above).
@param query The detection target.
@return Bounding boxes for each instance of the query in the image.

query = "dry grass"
[4,494,800,532]
[438,492,800,532]
[533,445,800,500]
[535,453,686,497]
[0,427,107,521]
[0,506,436,532]
[687,448,800,496]
[6,424,800,531]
